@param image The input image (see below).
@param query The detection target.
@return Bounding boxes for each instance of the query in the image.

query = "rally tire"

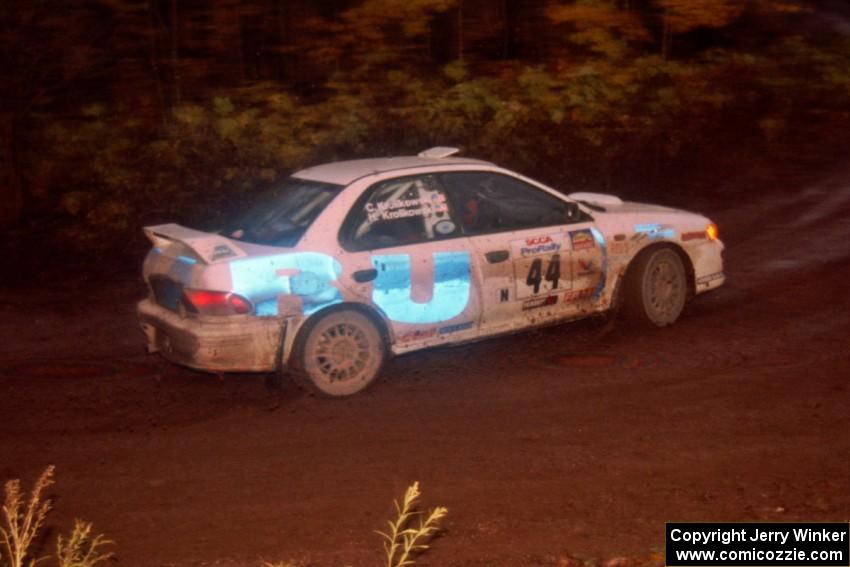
[622,246,688,328]
[290,309,386,397]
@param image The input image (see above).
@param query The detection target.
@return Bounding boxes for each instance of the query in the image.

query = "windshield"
[226,178,343,247]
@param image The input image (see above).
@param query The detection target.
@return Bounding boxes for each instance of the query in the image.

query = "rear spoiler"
[143,223,247,264]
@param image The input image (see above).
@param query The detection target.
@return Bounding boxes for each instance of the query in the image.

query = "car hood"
[587,200,711,237]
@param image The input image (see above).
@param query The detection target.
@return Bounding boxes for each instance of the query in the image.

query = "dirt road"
[2,169,849,566]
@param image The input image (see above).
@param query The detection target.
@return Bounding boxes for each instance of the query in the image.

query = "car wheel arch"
[618,241,694,327]
[624,242,695,299]
[284,301,393,367]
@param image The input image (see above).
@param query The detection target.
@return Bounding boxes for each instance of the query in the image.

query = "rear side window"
[226,178,342,247]
[341,174,461,251]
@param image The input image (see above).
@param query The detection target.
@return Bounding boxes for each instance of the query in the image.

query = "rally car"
[138,147,725,396]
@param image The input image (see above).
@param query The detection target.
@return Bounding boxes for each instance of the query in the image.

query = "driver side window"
[439,172,588,236]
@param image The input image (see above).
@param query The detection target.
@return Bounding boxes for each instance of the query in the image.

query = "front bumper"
[137,298,284,372]
[691,239,726,295]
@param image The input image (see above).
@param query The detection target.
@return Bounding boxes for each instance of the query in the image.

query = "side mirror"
[563,201,592,223]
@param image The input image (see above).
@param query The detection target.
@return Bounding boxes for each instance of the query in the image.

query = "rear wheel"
[290,309,385,397]
[623,247,687,327]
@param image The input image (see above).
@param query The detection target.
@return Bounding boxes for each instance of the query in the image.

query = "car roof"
[292,155,493,186]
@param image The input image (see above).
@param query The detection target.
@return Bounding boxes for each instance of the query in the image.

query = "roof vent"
[418,146,460,159]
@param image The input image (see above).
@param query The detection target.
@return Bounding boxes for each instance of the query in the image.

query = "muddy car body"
[138,148,725,396]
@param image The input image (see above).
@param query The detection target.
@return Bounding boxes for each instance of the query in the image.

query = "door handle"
[352,268,378,283]
[485,250,509,264]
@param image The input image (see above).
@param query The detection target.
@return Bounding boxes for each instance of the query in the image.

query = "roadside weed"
[56,520,113,567]
[377,482,448,567]
[3,468,447,567]
[1,465,55,567]
[1,467,112,567]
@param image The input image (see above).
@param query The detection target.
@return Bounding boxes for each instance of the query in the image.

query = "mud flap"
[140,321,159,353]
[275,319,290,371]
[607,273,626,314]
[275,316,307,372]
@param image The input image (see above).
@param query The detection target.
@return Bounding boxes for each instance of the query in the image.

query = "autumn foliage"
[1,0,849,266]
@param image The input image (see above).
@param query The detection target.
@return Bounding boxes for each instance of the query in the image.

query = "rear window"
[226,178,342,247]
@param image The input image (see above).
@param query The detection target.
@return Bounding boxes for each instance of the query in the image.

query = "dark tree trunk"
[0,115,25,229]
[457,0,464,61]
[170,0,181,103]
[502,0,519,58]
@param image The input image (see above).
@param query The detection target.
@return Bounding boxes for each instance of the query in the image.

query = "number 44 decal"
[526,254,560,294]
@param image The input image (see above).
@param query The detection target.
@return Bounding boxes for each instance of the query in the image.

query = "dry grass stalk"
[56,520,113,567]
[377,482,448,567]
[1,465,55,567]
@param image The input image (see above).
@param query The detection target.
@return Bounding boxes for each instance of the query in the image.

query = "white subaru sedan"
[138,147,724,396]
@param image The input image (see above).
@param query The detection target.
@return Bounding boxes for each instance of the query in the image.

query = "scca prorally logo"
[520,235,561,257]
[525,236,552,246]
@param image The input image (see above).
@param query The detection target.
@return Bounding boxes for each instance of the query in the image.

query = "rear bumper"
[137,298,284,372]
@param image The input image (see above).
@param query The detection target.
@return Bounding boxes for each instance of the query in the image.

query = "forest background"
[2,0,849,282]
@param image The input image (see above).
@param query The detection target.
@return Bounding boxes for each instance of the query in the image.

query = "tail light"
[706,223,719,241]
[182,289,253,316]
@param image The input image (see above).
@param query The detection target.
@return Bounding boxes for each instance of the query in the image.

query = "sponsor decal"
[211,245,237,261]
[438,321,474,335]
[231,252,343,316]
[570,229,595,250]
[522,295,558,311]
[511,233,566,259]
[519,235,561,257]
[696,271,724,285]
[231,252,342,316]
[608,241,629,255]
[434,220,456,235]
[577,258,595,275]
[564,287,594,302]
[372,251,471,324]
[633,223,675,240]
[499,288,510,302]
[681,230,707,241]
[398,328,438,342]
[230,250,471,321]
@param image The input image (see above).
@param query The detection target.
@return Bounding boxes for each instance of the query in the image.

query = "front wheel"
[290,309,386,397]
[622,247,688,327]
